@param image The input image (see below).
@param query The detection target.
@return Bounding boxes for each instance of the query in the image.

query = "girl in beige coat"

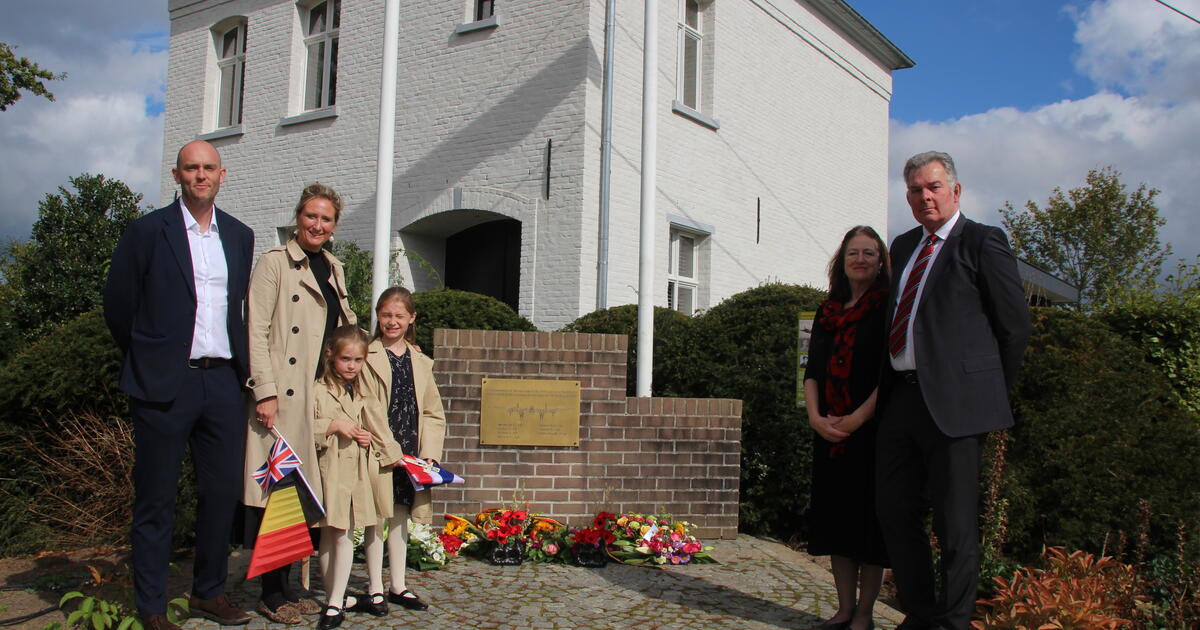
[358,287,447,613]
[311,325,398,629]
[243,184,355,623]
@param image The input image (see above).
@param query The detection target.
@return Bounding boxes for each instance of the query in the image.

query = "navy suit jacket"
[884,215,1032,437]
[103,200,254,403]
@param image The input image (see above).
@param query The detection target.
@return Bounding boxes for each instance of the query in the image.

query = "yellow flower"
[617,517,628,527]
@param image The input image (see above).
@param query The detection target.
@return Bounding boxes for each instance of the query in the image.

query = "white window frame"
[676,0,703,111]
[216,21,247,129]
[303,0,339,111]
[668,229,700,315]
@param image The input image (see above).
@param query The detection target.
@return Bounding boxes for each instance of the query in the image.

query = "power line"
[1152,0,1200,25]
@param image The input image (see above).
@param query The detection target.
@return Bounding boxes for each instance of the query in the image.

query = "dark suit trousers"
[876,378,984,630]
[130,364,244,615]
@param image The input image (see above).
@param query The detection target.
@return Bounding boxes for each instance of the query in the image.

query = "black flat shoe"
[346,593,387,617]
[315,606,343,630]
[387,589,428,611]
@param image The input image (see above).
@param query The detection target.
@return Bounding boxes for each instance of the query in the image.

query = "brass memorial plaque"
[480,378,581,447]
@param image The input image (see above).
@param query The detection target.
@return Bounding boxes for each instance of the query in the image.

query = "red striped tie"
[889,234,939,358]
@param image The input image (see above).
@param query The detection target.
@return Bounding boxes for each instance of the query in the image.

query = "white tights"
[362,504,411,595]
[318,518,377,611]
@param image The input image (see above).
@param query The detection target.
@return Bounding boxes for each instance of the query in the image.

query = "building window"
[303,0,339,111]
[216,21,247,128]
[668,230,699,315]
[677,0,703,110]
[475,0,494,22]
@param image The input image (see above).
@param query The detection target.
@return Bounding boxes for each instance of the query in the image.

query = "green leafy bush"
[0,308,125,426]
[412,289,537,357]
[1102,295,1200,414]
[673,283,827,536]
[1003,309,1200,560]
[329,240,373,324]
[560,304,692,396]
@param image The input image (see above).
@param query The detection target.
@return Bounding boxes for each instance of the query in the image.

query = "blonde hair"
[294,182,343,223]
[318,325,370,394]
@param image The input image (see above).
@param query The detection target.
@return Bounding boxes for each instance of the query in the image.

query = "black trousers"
[130,364,244,615]
[875,378,984,630]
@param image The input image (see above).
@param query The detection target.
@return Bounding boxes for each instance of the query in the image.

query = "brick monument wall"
[429,329,742,540]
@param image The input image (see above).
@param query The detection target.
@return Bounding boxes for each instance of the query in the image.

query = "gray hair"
[903,151,957,184]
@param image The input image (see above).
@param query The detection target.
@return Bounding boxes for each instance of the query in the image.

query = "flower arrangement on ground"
[439,514,477,558]
[569,512,617,567]
[406,521,451,570]
[607,512,716,566]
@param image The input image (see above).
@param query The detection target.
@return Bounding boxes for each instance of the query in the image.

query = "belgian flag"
[246,470,323,579]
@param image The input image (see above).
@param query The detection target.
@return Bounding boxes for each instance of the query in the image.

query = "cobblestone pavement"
[193,535,902,630]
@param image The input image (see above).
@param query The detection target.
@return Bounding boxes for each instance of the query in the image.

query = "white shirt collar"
[180,199,220,234]
[925,209,960,241]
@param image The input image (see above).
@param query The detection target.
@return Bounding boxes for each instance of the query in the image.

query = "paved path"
[197,535,903,630]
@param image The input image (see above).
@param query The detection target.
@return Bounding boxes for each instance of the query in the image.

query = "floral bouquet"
[406,521,451,570]
[439,514,478,558]
[607,513,716,566]
[568,512,616,567]
[525,516,571,564]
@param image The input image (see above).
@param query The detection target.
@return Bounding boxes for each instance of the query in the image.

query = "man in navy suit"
[876,152,1031,630]
[105,140,253,630]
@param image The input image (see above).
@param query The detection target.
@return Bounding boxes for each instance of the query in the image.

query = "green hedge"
[412,289,537,357]
[673,283,828,536]
[1102,297,1200,414]
[1003,308,1200,559]
[560,305,692,396]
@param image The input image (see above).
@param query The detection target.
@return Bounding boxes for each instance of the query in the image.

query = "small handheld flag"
[245,471,324,579]
[252,436,302,491]
[402,454,465,491]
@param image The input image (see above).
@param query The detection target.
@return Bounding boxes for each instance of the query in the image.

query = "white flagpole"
[636,0,658,397]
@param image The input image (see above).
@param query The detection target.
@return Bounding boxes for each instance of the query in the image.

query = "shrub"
[0,308,125,426]
[329,240,373,324]
[560,305,691,396]
[1003,309,1200,560]
[1102,295,1200,414]
[672,282,827,537]
[973,547,1147,630]
[411,289,537,357]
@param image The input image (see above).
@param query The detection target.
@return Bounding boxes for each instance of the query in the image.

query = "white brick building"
[162,0,911,329]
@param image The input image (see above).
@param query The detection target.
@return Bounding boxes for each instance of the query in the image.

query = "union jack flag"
[252,436,302,491]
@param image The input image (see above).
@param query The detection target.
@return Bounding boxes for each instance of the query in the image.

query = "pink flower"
[544,542,559,555]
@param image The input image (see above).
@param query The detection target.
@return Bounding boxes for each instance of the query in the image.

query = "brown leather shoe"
[141,614,182,630]
[189,593,251,626]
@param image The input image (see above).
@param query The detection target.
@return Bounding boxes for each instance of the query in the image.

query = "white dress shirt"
[181,201,232,360]
[889,210,961,372]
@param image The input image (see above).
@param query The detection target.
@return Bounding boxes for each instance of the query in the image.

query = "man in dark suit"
[104,140,253,630]
[876,151,1031,629]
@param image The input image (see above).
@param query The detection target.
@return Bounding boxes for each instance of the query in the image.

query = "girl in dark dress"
[357,287,447,615]
[805,225,891,630]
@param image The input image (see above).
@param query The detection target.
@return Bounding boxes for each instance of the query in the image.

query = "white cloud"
[0,1,167,241]
[888,0,1200,263]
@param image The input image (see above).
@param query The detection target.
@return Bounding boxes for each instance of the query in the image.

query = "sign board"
[480,378,581,447]
[796,311,815,407]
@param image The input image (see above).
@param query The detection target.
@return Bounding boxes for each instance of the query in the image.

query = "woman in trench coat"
[241,183,355,624]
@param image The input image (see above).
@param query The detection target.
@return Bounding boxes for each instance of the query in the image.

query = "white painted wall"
[163,0,899,329]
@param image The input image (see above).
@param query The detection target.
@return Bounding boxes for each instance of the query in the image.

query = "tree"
[1000,167,1169,311]
[0,174,144,354]
[0,42,64,111]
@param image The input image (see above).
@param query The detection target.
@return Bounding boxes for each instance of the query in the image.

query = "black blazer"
[884,216,1031,437]
[103,200,254,403]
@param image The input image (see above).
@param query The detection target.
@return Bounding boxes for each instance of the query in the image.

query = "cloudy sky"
[1,0,1198,262]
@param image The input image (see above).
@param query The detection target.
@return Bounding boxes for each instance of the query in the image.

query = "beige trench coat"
[242,239,355,509]
[360,339,447,524]
[312,381,395,529]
